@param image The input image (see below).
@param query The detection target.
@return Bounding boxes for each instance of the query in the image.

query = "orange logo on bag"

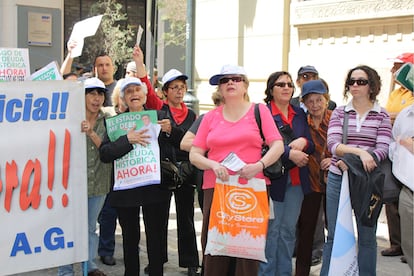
[225,188,257,215]
[209,182,268,238]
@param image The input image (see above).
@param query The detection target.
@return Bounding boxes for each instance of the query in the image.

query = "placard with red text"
[0,80,88,275]
[105,110,161,190]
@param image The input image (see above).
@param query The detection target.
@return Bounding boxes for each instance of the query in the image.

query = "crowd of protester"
[59,42,413,276]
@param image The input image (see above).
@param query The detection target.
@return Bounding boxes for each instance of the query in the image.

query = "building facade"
[194,0,414,112]
[0,0,64,73]
[1,0,412,109]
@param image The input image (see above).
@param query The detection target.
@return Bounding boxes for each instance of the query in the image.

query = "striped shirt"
[327,101,392,175]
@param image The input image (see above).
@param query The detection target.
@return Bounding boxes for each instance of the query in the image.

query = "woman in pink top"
[190,65,284,276]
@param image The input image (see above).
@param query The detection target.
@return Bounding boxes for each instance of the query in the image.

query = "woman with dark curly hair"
[320,65,392,275]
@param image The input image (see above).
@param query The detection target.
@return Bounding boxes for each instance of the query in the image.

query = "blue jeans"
[58,195,106,275]
[258,178,304,276]
[320,172,377,276]
[98,193,117,257]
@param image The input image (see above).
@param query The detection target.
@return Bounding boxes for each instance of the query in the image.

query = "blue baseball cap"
[301,79,327,98]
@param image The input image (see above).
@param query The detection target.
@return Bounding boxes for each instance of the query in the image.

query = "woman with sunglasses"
[258,71,314,276]
[190,64,284,276]
[320,65,392,275]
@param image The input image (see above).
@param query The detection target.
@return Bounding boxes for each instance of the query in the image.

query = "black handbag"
[254,104,285,179]
[176,160,195,187]
[161,157,194,190]
[160,107,195,190]
[161,158,183,190]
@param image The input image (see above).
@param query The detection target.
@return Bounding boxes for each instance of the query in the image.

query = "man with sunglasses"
[381,53,414,263]
[296,66,319,87]
[291,66,336,113]
[291,66,319,109]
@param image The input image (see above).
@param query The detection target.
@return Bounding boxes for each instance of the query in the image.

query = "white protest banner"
[328,171,359,276]
[0,48,30,82]
[30,61,63,81]
[69,15,103,58]
[105,110,161,190]
[0,80,88,275]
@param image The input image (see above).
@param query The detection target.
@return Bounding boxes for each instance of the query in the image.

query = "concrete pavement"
[12,198,412,276]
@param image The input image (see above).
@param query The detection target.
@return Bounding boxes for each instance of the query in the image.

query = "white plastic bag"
[205,175,269,262]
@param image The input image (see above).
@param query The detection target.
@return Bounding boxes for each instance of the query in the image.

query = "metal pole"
[82,261,87,276]
[183,0,199,114]
[185,0,195,88]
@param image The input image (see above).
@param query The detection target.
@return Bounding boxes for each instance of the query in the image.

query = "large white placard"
[0,80,88,275]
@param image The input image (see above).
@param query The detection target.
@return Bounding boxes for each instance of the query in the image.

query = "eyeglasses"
[346,79,369,86]
[218,76,244,84]
[300,73,317,80]
[168,85,187,92]
[273,82,294,88]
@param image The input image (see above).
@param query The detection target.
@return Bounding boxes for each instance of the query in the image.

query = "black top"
[103,80,117,107]
[159,104,197,162]
[188,114,204,134]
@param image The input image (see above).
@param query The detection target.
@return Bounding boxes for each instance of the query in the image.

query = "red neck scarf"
[165,101,189,125]
[270,101,296,127]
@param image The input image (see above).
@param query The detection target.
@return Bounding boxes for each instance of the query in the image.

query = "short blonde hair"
[112,79,124,109]
[211,90,223,106]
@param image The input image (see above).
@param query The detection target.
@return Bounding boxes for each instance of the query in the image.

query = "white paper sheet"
[68,15,103,58]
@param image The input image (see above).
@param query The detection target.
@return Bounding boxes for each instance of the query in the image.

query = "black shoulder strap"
[162,105,175,126]
[160,105,178,162]
[254,104,265,142]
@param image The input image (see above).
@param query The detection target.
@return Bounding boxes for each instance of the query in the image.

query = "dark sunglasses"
[218,76,244,84]
[346,79,369,86]
[273,82,294,88]
[300,73,317,80]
